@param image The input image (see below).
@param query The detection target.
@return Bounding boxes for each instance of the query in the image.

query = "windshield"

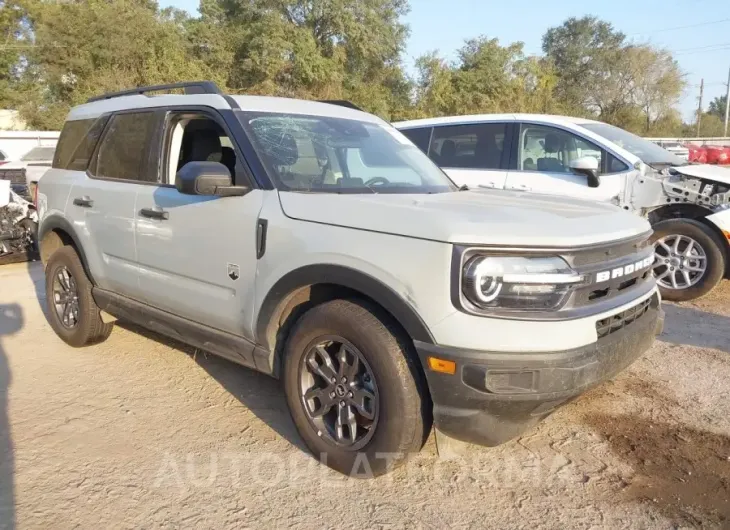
[238,111,456,194]
[581,122,686,166]
[21,146,55,162]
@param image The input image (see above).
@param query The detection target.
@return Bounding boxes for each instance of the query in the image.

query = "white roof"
[66,92,384,125]
[394,113,601,129]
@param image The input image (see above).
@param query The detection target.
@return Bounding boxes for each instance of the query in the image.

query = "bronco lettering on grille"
[595,255,654,283]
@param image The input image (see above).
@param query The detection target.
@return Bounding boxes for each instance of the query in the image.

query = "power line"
[675,46,730,56]
[628,17,730,36]
[672,41,730,54]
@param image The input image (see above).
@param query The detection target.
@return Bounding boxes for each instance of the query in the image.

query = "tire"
[651,218,726,302]
[45,246,113,347]
[283,299,430,477]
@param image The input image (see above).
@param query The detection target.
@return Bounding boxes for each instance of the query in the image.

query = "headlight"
[462,256,584,312]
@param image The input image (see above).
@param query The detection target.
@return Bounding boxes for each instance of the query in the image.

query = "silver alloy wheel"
[52,266,80,329]
[299,336,379,450]
[653,234,707,290]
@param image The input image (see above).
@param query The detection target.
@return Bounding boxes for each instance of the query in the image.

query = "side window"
[165,114,237,185]
[428,123,506,170]
[607,153,629,173]
[519,124,602,175]
[399,127,432,153]
[93,112,157,182]
[53,116,109,171]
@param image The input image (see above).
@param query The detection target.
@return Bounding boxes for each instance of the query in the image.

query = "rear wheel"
[651,219,726,302]
[45,246,113,346]
[283,299,430,477]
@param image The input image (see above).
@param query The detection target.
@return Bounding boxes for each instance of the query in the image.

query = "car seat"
[439,140,457,166]
[537,133,565,172]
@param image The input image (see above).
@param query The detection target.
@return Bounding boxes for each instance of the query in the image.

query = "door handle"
[73,196,93,208]
[511,184,532,191]
[139,207,169,220]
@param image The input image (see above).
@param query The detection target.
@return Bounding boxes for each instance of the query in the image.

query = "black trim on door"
[92,288,259,370]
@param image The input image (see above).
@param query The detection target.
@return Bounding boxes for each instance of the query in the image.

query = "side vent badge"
[227,263,240,281]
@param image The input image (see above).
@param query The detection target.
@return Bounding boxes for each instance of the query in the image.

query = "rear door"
[504,123,624,202]
[134,108,263,338]
[426,122,510,189]
[64,111,161,298]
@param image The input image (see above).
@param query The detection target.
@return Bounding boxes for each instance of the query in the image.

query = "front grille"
[595,297,652,339]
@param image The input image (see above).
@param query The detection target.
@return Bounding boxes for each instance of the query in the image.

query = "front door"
[134,109,264,338]
[504,123,624,202]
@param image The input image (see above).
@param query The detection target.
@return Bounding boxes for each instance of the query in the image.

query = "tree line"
[0,0,725,135]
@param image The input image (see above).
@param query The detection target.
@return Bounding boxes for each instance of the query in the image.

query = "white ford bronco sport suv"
[395,114,730,302]
[37,82,662,477]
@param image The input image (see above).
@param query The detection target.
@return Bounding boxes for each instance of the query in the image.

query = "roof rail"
[317,100,362,111]
[86,81,223,103]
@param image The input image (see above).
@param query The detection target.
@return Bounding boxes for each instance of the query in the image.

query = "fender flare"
[255,264,435,351]
[38,214,96,283]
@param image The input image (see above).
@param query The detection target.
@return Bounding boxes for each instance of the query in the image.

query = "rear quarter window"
[53,117,109,171]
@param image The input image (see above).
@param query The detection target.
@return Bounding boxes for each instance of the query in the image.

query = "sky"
[160,0,730,121]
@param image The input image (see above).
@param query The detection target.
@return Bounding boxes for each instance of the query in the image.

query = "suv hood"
[278,190,650,247]
[672,164,730,186]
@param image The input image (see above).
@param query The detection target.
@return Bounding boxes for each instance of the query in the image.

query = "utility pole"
[724,66,730,137]
[697,78,704,137]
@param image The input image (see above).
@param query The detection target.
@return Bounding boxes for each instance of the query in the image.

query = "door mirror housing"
[569,156,600,188]
[175,161,249,197]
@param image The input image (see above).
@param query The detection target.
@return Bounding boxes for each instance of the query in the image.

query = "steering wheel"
[365,177,390,187]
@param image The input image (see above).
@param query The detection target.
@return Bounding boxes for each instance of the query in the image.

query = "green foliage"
[0,4,701,136]
[542,16,625,113]
[0,1,32,110]
[708,95,728,120]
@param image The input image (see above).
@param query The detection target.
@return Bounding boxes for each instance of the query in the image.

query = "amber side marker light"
[428,357,456,375]
[723,230,730,242]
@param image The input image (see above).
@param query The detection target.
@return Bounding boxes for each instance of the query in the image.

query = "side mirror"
[175,161,249,197]
[569,156,600,188]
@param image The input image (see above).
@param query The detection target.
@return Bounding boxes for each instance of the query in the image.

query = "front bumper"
[414,295,664,446]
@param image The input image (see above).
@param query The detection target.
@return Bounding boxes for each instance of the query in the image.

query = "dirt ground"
[0,261,728,529]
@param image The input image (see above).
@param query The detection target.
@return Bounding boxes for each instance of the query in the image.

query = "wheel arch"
[38,214,95,282]
[254,264,435,377]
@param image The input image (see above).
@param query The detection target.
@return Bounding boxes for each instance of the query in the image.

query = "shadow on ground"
[116,322,309,455]
[578,376,730,526]
[660,302,730,354]
[583,412,730,526]
[0,303,23,530]
[25,261,47,322]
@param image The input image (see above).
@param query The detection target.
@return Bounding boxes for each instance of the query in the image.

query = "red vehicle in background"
[704,146,730,165]
[685,144,707,163]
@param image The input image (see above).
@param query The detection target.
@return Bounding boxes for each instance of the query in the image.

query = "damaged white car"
[0,179,39,265]
[395,114,730,301]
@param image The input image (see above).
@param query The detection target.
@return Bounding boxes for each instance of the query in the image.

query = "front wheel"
[282,299,430,477]
[651,219,726,302]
